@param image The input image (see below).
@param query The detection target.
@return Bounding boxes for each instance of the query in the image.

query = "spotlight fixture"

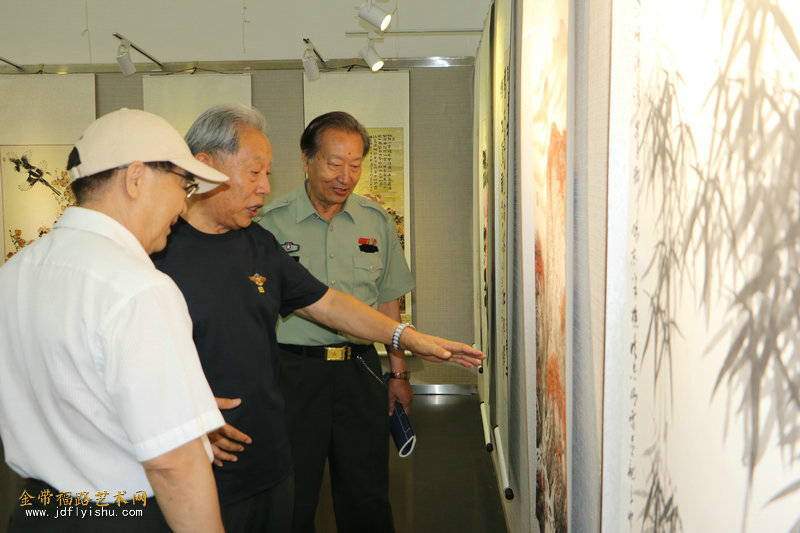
[302,38,326,81]
[361,40,384,72]
[302,49,320,81]
[358,0,392,32]
[116,39,136,76]
[112,33,165,76]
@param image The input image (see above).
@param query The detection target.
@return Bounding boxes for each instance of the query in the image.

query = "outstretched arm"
[296,289,485,368]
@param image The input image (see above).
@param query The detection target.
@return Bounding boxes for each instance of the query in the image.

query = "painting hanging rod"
[0,56,24,71]
[493,426,514,500]
[480,402,494,452]
[112,33,165,69]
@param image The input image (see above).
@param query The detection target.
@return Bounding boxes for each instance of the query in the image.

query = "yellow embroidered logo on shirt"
[249,273,266,293]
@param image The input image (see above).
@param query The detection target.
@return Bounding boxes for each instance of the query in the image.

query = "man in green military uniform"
[260,111,412,533]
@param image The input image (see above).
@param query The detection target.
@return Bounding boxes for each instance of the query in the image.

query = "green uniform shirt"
[260,184,414,346]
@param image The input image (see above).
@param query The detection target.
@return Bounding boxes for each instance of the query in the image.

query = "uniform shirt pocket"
[352,254,384,305]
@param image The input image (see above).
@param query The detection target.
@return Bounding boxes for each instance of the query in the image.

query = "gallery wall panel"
[143,73,252,135]
[0,75,95,145]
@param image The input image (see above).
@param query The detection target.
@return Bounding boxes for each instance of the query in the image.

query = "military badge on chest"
[249,273,266,293]
[358,237,378,253]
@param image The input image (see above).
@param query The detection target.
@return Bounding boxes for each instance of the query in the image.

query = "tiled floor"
[314,393,508,533]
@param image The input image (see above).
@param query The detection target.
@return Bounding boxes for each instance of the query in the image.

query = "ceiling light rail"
[0,56,25,71]
[345,29,482,36]
[0,57,473,76]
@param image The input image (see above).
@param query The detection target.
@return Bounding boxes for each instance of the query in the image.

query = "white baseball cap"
[67,108,228,193]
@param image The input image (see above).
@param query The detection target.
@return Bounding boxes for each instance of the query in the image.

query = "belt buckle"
[325,346,350,361]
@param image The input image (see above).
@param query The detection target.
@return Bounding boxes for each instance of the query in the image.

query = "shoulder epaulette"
[262,194,295,215]
[354,195,394,220]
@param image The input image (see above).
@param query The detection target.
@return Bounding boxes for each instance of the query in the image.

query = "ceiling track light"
[357,0,392,32]
[302,50,319,81]
[112,33,164,76]
[361,39,384,72]
[116,39,136,76]
[302,38,325,81]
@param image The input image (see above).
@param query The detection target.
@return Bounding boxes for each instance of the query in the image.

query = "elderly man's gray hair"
[185,103,267,157]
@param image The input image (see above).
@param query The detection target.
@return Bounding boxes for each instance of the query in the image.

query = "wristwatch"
[388,371,411,380]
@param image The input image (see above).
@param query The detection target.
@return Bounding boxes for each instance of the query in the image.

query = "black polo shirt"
[152,217,328,505]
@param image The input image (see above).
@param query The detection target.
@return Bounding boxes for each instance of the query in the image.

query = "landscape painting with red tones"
[519,0,569,530]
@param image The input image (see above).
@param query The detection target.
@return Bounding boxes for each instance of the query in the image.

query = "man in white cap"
[0,108,229,533]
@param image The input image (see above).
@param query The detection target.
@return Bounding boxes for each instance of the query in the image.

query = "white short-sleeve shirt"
[0,207,223,497]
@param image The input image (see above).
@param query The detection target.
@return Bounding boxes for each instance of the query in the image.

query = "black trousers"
[7,479,170,532]
[220,473,294,533]
[279,345,394,533]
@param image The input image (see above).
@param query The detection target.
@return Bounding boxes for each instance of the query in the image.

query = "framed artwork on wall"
[603,1,800,531]
[519,0,570,530]
[2,146,74,260]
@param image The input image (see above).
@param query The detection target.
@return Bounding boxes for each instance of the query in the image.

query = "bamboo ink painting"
[608,0,800,530]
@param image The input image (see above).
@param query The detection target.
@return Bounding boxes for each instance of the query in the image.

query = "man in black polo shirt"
[152,103,485,533]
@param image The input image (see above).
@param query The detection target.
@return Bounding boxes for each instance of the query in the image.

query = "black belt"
[278,343,372,361]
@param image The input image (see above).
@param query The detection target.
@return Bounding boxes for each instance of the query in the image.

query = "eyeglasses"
[164,168,200,199]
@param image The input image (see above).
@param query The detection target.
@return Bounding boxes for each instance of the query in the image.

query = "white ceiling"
[0,0,492,69]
